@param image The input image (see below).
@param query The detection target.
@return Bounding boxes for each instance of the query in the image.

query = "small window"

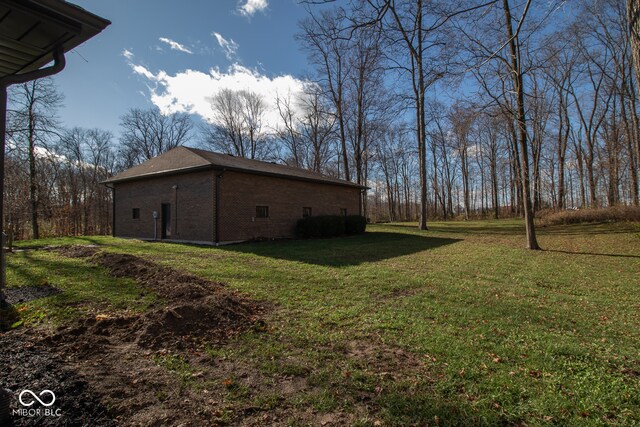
[303,207,312,218]
[132,208,140,220]
[340,208,347,217]
[256,205,269,218]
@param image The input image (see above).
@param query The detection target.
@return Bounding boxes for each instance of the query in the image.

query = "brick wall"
[113,169,361,243]
[217,170,361,242]
[114,170,215,243]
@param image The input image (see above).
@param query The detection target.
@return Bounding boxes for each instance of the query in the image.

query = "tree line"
[4,0,640,248]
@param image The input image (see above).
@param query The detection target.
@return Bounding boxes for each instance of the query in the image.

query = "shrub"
[536,206,640,226]
[345,215,367,234]
[296,215,367,238]
[320,215,345,237]
[295,216,320,238]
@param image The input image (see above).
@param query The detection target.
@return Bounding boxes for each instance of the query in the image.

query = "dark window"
[303,207,312,218]
[340,208,347,216]
[132,208,140,220]
[256,206,269,218]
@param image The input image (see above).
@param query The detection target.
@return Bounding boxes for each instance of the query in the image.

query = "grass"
[6,248,157,327]
[7,219,640,425]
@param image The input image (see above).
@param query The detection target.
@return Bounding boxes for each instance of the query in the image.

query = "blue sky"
[54,0,311,137]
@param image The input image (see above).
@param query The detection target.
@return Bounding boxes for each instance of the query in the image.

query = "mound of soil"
[50,293,263,352]
[2,245,268,426]
[91,252,217,300]
[56,246,222,300]
[52,246,264,351]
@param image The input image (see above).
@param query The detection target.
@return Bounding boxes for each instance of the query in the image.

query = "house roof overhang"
[101,147,369,190]
[0,0,110,80]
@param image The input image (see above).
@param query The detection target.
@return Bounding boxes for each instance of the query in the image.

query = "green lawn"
[7,220,640,425]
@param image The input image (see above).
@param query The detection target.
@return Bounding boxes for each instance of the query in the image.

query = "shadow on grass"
[6,250,149,315]
[537,221,640,235]
[381,220,639,237]
[220,232,462,266]
[543,249,640,259]
[381,222,526,236]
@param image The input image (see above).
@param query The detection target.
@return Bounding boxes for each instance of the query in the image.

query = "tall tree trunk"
[503,0,540,249]
[417,2,428,230]
[556,95,570,210]
[27,89,39,240]
[627,0,640,168]
[621,97,639,205]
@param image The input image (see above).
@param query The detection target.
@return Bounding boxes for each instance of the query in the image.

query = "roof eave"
[218,165,368,189]
[1,0,111,78]
[100,164,214,185]
[102,163,367,189]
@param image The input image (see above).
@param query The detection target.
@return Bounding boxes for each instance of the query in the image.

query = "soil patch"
[345,338,428,379]
[0,329,115,426]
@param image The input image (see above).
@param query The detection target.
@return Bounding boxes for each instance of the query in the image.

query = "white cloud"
[131,64,156,80]
[213,32,239,61]
[238,0,268,17]
[122,49,134,60]
[158,37,193,54]
[129,62,308,131]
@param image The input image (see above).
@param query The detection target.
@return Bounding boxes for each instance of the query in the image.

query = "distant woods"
[4,0,640,243]
[5,84,193,240]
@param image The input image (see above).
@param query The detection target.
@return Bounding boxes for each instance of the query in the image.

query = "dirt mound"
[137,295,263,349]
[51,294,263,352]
[52,246,264,351]
[17,245,269,425]
[91,251,220,300]
[54,244,100,258]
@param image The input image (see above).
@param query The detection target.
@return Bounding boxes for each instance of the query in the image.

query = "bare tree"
[119,107,192,168]
[204,89,270,160]
[298,8,352,180]
[448,102,476,220]
[275,90,303,167]
[457,0,545,248]
[299,83,336,172]
[7,78,63,239]
[58,128,115,235]
[628,0,640,102]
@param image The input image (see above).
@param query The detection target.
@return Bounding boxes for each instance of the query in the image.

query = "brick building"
[103,147,365,244]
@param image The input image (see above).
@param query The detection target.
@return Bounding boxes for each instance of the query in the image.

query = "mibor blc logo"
[13,389,62,418]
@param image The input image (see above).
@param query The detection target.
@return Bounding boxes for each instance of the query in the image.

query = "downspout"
[0,48,66,304]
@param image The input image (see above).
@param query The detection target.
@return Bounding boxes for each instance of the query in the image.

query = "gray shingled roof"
[103,146,366,189]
